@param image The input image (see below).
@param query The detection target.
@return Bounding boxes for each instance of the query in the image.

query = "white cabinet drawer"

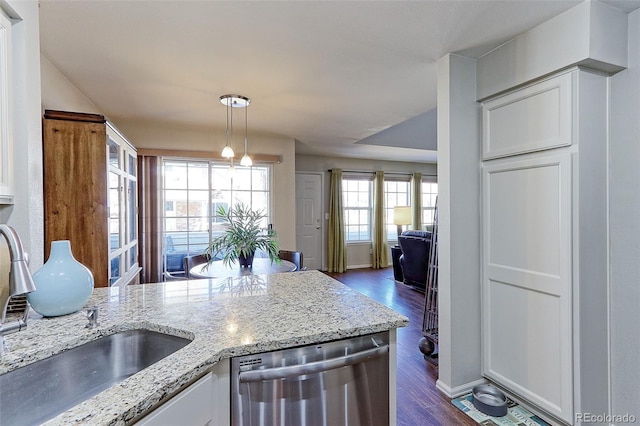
[482,71,573,159]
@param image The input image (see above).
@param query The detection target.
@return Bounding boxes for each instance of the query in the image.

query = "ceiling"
[38,0,594,162]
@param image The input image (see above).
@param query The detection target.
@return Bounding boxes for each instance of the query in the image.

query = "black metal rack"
[419,197,438,363]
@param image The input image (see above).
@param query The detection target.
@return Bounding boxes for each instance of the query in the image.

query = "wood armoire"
[42,110,140,287]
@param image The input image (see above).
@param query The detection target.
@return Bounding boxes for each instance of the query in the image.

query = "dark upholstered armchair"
[398,230,432,291]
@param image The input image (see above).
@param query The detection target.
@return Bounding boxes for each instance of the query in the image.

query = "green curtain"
[412,172,422,231]
[372,171,389,268]
[328,169,347,273]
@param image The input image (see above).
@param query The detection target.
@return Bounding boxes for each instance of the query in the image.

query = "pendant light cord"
[230,99,234,140]
[225,98,230,142]
[244,104,248,154]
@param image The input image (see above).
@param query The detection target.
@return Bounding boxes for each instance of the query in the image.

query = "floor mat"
[451,393,550,426]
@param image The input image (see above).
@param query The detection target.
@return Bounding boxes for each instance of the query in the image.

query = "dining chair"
[277,250,306,271]
[183,254,210,279]
[164,271,186,281]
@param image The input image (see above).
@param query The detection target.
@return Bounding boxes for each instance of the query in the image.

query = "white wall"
[0,0,44,269]
[40,54,100,114]
[296,154,436,270]
[608,7,640,420]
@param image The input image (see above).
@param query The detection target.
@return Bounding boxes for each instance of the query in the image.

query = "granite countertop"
[0,270,408,425]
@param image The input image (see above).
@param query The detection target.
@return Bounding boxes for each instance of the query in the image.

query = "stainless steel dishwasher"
[231,331,390,426]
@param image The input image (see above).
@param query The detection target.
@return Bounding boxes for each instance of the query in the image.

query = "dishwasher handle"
[238,344,389,383]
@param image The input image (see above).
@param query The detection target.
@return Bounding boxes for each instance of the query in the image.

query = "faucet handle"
[85,306,99,328]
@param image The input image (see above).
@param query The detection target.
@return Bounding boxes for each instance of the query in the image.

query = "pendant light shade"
[240,153,253,167]
[221,145,235,158]
[219,94,252,164]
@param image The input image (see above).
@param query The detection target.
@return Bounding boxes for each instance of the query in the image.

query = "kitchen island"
[0,270,408,425]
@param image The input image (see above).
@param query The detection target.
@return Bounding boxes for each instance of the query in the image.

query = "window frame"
[340,173,437,241]
[342,175,373,243]
[384,177,411,242]
[160,158,273,275]
[421,178,438,229]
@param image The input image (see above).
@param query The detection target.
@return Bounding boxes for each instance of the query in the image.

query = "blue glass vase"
[27,240,94,317]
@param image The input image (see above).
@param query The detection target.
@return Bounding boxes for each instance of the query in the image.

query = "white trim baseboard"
[347,264,374,269]
[436,377,487,398]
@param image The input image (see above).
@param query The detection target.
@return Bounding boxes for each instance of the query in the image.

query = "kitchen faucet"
[0,225,37,352]
[85,306,99,328]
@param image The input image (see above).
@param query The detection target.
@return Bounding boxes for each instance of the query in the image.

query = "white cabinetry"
[136,373,214,426]
[136,360,230,426]
[0,11,13,204]
[107,124,140,286]
[481,68,608,424]
[482,72,573,160]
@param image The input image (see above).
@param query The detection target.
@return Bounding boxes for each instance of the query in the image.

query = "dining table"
[189,258,297,279]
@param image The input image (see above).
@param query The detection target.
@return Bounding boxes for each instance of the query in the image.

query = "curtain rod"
[327,168,437,177]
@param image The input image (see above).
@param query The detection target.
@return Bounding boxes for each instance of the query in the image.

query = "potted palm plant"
[205,202,280,268]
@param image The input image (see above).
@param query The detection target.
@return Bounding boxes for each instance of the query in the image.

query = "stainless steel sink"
[0,329,191,425]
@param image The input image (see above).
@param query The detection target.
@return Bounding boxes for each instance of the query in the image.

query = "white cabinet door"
[136,373,214,426]
[482,71,573,160]
[0,11,13,204]
[482,153,573,423]
[106,123,140,286]
[136,360,230,426]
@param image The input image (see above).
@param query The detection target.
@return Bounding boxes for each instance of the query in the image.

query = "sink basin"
[0,329,191,425]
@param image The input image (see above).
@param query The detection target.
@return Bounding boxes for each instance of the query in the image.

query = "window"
[384,179,410,240]
[162,159,271,274]
[210,163,270,232]
[422,181,438,228]
[343,178,372,242]
[342,174,429,241]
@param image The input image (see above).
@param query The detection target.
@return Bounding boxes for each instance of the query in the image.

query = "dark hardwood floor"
[326,268,476,426]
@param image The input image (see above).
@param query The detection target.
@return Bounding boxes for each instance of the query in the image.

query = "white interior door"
[295,173,322,270]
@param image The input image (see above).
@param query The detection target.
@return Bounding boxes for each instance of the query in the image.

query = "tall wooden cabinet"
[480,68,608,424]
[43,110,140,287]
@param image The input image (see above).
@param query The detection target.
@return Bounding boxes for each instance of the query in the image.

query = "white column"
[436,53,483,396]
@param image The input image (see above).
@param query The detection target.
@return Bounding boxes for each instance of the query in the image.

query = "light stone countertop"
[0,270,409,425]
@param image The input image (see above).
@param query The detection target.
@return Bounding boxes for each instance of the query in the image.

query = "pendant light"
[220,95,234,158]
[219,95,251,161]
[240,103,253,166]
